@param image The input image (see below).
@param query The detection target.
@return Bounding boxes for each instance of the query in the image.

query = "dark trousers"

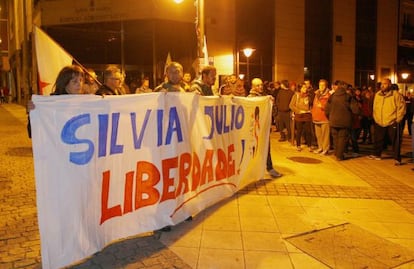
[295,120,312,147]
[374,122,402,162]
[403,112,413,135]
[331,127,350,160]
[267,143,273,171]
[361,117,373,143]
[350,128,361,153]
[277,111,292,138]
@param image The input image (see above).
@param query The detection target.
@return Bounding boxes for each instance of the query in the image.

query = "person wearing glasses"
[95,65,124,96]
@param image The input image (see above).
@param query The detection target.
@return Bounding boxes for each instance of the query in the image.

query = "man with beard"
[154,62,185,92]
[368,78,406,165]
[190,65,216,96]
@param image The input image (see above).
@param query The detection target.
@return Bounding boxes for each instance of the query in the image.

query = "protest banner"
[30,93,271,268]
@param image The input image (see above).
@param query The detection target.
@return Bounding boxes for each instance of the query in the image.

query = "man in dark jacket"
[190,65,216,96]
[325,80,359,161]
[95,65,124,96]
[275,80,294,141]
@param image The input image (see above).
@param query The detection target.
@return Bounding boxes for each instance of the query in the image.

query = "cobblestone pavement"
[0,104,190,269]
[0,103,413,269]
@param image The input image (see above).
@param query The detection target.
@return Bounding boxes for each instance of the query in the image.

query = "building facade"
[3,0,413,104]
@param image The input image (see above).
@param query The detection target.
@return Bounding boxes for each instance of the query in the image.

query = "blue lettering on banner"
[157,107,183,146]
[61,107,186,165]
[131,110,151,149]
[61,114,94,165]
[98,114,109,157]
[110,113,124,154]
[165,107,183,146]
[203,105,245,139]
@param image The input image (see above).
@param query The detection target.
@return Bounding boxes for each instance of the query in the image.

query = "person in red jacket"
[311,79,331,155]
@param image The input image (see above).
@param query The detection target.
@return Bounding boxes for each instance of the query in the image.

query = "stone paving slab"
[285,223,414,269]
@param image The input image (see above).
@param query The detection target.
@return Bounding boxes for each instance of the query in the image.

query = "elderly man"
[247,78,282,178]
[95,65,124,96]
[190,65,216,96]
[368,78,406,165]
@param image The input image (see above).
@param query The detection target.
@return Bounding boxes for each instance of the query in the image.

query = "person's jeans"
[331,127,349,160]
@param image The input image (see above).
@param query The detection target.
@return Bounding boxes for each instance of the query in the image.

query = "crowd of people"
[28,62,414,173]
[25,61,414,236]
[266,77,412,167]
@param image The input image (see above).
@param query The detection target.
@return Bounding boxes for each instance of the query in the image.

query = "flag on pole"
[164,52,172,74]
[34,26,73,95]
[203,35,209,66]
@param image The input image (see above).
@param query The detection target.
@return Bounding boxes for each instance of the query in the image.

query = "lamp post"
[402,72,409,95]
[243,48,255,84]
[196,0,205,73]
[369,74,375,88]
[175,0,205,74]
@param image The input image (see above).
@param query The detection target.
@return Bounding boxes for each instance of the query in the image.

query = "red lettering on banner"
[201,150,214,185]
[135,161,160,210]
[191,152,201,191]
[100,170,122,224]
[123,171,134,214]
[160,157,178,202]
[215,149,227,180]
[176,152,191,196]
[227,144,236,177]
[99,144,237,225]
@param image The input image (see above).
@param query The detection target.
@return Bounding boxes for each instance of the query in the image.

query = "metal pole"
[152,20,157,88]
[196,0,205,74]
[21,1,29,105]
[198,0,205,58]
[236,51,239,76]
[246,56,249,83]
[120,21,125,74]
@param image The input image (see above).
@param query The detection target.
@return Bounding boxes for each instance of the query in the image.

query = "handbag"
[294,112,312,122]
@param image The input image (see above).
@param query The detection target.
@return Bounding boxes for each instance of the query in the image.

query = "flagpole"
[120,21,125,75]
[195,0,205,75]
[197,0,205,59]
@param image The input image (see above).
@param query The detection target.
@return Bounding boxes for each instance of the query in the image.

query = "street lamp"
[401,72,410,95]
[243,48,255,83]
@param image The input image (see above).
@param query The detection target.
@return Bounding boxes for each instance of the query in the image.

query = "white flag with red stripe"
[34,26,73,95]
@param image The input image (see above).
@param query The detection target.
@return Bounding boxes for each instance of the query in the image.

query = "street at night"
[1,103,413,268]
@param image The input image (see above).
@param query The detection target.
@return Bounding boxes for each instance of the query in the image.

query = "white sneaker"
[267,169,282,178]
[320,150,329,155]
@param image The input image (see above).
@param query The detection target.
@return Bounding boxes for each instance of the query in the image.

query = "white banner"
[30,93,272,269]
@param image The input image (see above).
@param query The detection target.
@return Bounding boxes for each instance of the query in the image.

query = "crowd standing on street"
[27,60,414,181]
